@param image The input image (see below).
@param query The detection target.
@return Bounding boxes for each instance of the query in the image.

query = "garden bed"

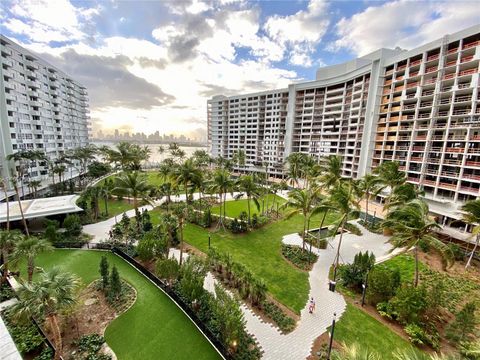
[281,244,318,271]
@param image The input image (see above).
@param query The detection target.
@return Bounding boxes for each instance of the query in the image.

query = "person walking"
[309,297,315,314]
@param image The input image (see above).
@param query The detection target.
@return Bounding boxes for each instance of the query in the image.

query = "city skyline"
[1,0,479,139]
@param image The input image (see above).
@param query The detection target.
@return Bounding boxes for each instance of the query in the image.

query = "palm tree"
[317,154,343,189]
[173,159,201,203]
[99,183,113,217]
[383,199,453,287]
[233,149,246,173]
[27,180,42,199]
[12,268,80,360]
[70,144,97,187]
[114,171,152,213]
[6,151,28,198]
[209,168,234,227]
[157,162,173,182]
[172,203,188,266]
[0,230,23,283]
[330,180,361,281]
[384,183,425,212]
[374,161,406,208]
[83,186,102,220]
[10,236,53,282]
[461,199,480,269]
[236,175,261,225]
[158,180,177,212]
[9,174,30,236]
[358,174,382,224]
[281,187,321,250]
[285,152,307,187]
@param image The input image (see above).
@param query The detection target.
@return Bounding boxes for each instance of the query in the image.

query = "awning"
[0,195,83,223]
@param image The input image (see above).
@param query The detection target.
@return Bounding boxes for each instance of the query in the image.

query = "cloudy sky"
[1,0,478,140]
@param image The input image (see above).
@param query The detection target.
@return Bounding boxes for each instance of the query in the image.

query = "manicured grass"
[378,253,425,283]
[100,198,134,218]
[335,304,420,359]
[152,204,337,313]
[210,194,286,219]
[29,250,221,360]
[97,171,170,189]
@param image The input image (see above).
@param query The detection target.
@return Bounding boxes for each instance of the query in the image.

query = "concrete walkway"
[0,299,22,360]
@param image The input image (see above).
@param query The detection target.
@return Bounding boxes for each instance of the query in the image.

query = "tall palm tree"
[358,174,382,224]
[27,180,42,199]
[173,159,201,203]
[12,268,80,360]
[70,144,97,187]
[281,187,321,250]
[317,154,343,189]
[10,236,53,282]
[114,171,152,213]
[384,183,425,212]
[461,199,480,269]
[172,203,188,266]
[99,183,113,217]
[158,180,177,212]
[286,152,307,187]
[374,161,406,208]
[330,180,361,280]
[209,168,234,227]
[6,151,28,198]
[10,174,29,236]
[0,230,23,283]
[236,175,261,225]
[383,199,453,287]
[233,149,246,173]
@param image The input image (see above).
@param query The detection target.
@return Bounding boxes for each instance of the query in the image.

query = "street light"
[327,312,337,360]
[361,271,369,307]
[208,234,211,249]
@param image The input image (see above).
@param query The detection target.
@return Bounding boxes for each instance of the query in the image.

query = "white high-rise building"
[0,35,90,194]
[207,25,480,239]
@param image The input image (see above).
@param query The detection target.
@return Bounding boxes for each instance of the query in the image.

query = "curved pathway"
[83,194,395,359]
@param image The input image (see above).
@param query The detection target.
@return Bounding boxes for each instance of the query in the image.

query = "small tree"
[446,302,478,343]
[63,214,82,238]
[367,266,401,305]
[338,251,375,291]
[109,265,122,300]
[99,256,109,290]
[156,258,180,286]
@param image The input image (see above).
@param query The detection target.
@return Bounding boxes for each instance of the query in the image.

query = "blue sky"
[1,0,478,140]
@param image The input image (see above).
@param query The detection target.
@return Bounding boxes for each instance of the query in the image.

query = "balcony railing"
[425,66,438,73]
[427,54,439,61]
[463,41,479,50]
[459,69,477,76]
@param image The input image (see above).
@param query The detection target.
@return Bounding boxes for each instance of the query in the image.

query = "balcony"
[445,147,464,153]
[459,186,479,195]
[463,41,479,50]
[443,73,456,80]
[427,54,439,61]
[408,177,420,183]
[467,148,480,154]
[454,96,472,103]
[460,55,474,63]
[425,66,438,73]
[459,69,477,77]
[410,60,422,67]
[406,82,419,89]
[447,47,459,54]
[463,174,480,181]
[445,60,457,67]
[466,160,480,167]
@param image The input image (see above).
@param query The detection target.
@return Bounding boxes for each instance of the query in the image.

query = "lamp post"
[208,234,211,249]
[327,312,337,360]
[361,271,369,307]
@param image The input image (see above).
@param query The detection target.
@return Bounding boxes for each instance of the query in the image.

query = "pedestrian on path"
[309,297,316,314]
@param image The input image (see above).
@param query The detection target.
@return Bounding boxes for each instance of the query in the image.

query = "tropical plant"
[366,266,401,305]
[383,199,453,287]
[358,174,382,223]
[329,180,361,280]
[209,168,234,227]
[236,175,261,225]
[173,158,201,203]
[10,236,53,282]
[0,230,24,283]
[11,268,80,360]
[317,154,344,189]
[99,256,109,290]
[374,161,406,208]
[233,149,246,173]
[156,258,180,286]
[172,202,188,265]
[114,171,152,213]
[285,152,308,187]
[461,199,480,269]
[331,342,381,360]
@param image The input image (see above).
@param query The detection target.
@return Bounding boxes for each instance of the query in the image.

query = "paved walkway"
[0,299,22,360]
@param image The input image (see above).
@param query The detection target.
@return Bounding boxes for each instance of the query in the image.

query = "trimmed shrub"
[366,266,401,305]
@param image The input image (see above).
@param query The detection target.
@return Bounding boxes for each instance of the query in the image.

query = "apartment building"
[207,24,480,236]
[0,35,90,194]
[208,89,289,177]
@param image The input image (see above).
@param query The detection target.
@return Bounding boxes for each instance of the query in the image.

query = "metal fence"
[111,247,229,360]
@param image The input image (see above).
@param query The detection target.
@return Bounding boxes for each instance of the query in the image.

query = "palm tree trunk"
[47,314,63,360]
[2,181,10,231]
[179,220,184,266]
[414,246,419,287]
[365,193,369,223]
[13,182,29,236]
[247,196,251,225]
[333,216,347,281]
[104,197,109,217]
[465,234,479,269]
[27,257,34,283]
[302,216,307,250]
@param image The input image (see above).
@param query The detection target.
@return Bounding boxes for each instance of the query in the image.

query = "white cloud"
[186,0,211,14]
[264,0,330,66]
[4,0,100,43]
[332,0,480,56]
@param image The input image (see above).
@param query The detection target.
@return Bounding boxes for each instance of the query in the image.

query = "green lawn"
[335,304,420,358]
[96,171,170,189]
[28,250,221,360]
[100,198,134,218]
[210,194,286,219]
[377,253,425,283]
[151,203,337,313]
